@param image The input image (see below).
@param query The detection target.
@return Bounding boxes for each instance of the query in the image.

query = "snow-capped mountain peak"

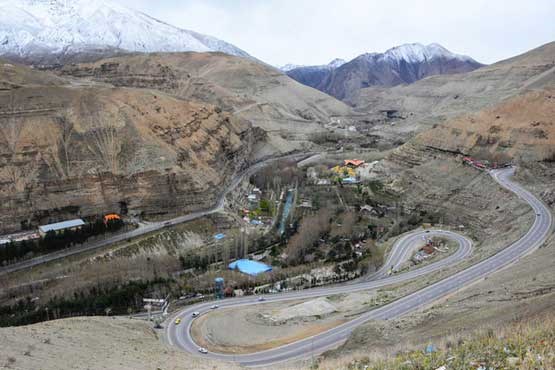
[383,43,474,63]
[286,42,483,101]
[279,63,304,72]
[0,0,251,63]
[279,58,346,72]
[328,58,346,68]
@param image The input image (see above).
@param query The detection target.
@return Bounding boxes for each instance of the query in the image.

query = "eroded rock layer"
[0,62,260,232]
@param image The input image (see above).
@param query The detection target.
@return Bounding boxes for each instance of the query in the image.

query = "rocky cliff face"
[414,90,555,163]
[58,52,354,148]
[0,62,260,232]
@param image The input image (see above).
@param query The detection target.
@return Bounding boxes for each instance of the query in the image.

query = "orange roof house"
[103,214,121,223]
[344,159,365,168]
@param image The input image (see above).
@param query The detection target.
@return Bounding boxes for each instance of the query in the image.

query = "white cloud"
[118,0,555,66]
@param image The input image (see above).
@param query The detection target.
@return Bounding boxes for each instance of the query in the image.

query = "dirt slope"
[0,316,244,370]
[0,60,65,88]
[415,89,555,162]
[352,41,555,142]
[0,62,259,233]
[59,52,355,151]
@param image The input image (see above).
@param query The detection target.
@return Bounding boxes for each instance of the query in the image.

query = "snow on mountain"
[379,43,475,63]
[0,0,251,63]
[279,63,304,72]
[327,58,346,68]
[282,58,346,73]
[287,43,483,101]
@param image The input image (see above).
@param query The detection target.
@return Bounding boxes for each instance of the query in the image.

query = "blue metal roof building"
[39,219,85,234]
[228,259,272,276]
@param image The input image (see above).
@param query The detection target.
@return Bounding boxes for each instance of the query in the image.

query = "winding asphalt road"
[0,152,313,277]
[166,167,553,367]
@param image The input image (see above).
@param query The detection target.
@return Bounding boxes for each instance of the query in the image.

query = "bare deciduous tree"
[285,208,332,265]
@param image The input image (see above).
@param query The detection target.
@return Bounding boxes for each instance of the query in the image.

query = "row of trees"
[251,160,305,192]
[0,218,125,266]
[0,277,170,327]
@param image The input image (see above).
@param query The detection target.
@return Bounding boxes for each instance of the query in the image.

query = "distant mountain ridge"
[278,58,346,72]
[0,0,251,64]
[286,43,484,102]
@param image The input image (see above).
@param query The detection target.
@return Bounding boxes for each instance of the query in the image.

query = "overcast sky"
[119,0,555,66]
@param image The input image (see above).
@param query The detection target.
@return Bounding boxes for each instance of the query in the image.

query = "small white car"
[192,311,200,317]
[210,304,218,309]
[257,296,265,302]
[198,347,208,354]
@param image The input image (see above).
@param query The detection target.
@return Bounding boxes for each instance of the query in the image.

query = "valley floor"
[0,237,553,370]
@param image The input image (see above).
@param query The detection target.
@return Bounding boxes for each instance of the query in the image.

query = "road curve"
[0,152,314,277]
[166,167,553,367]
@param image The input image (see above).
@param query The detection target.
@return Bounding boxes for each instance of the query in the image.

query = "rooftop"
[39,219,85,233]
[344,159,365,167]
[228,259,272,276]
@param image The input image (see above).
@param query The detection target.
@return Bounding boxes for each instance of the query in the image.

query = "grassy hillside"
[317,314,555,369]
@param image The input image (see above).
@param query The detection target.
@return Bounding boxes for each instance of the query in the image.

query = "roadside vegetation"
[0,278,173,326]
[316,314,555,370]
[0,157,445,328]
[0,218,126,266]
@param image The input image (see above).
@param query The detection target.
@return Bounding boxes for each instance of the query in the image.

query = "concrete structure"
[38,219,85,236]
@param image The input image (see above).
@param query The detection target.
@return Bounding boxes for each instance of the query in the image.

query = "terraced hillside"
[59,52,355,153]
[416,89,555,162]
[0,61,260,233]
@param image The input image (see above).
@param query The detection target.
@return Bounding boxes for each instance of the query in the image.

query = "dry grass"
[191,312,347,354]
[315,314,555,369]
[417,89,555,162]
[0,316,245,370]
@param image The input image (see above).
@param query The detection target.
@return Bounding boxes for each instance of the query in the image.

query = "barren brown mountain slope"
[352,42,555,142]
[0,62,260,233]
[416,89,555,162]
[0,317,245,370]
[59,52,355,153]
[0,60,65,88]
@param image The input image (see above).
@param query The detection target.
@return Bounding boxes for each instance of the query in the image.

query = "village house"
[343,159,365,168]
[38,219,85,237]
